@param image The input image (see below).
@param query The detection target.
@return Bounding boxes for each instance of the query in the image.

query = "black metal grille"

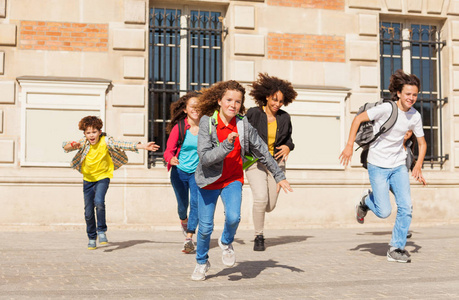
[148,8,225,167]
[380,22,448,167]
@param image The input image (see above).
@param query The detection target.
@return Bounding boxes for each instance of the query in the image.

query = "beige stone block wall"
[359,14,378,36]
[407,0,422,13]
[124,0,146,24]
[123,56,145,79]
[0,109,3,133]
[113,28,145,51]
[349,0,381,10]
[0,24,16,46]
[0,50,3,74]
[234,5,255,29]
[0,0,5,18]
[450,0,459,15]
[385,0,402,12]
[112,84,145,107]
[234,34,264,56]
[233,60,255,83]
[427,0,444,14]
[121,113,144,136]
[0,140,14,163]
[0,81,15,103]
[349,41,378,61]
[359,66,378,88]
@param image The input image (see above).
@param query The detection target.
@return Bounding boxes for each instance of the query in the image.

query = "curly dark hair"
[198,80,246,117]
[389,69,421,102]
[78,116,103,131]
[166,91,200,134]
[249,73,297,107]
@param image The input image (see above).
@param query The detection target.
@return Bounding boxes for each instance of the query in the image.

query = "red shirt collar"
[217,113,236,130]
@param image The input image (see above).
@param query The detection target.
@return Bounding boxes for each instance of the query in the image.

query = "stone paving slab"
[1,225,459,299]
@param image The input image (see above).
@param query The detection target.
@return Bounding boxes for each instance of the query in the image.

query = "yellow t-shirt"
[81,136,114,182]
[267,119,277,156]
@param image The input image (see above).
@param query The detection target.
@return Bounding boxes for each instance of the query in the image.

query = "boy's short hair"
[78,116,103,131]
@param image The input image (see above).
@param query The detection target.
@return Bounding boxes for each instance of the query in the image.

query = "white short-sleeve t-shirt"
[366,102,424,168]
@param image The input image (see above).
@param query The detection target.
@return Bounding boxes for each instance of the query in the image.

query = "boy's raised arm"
[136,141,160,152]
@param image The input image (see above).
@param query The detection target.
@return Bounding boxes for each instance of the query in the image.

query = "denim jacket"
[194,113,286,188]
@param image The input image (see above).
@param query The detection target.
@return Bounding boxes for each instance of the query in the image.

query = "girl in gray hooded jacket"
[191,80,292,281]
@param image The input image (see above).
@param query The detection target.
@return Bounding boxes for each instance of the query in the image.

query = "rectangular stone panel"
[113,28,145,51]
[0,0,5,18]
[348,0,380,10]
[0,51,4,74]
[234,34,265,56]
[385,0,402,11]
[455,148,459,167]
[0,140,14,163]
[234,5,255,29]
[0,81,15,104]
[349,41,378,61]
[0,109,3,133]
[427,0,444,14]
[234,60,255,82]
[123,56,145,79]
[0,24,16,46]
[124,0,146,24]
[407,0,422,12]
[349,92,379,113]
[112,84,145,107]
[359,66,378,88]
[454,71,459,90]
[121,113,145,136]
[359,14,378,36]
[449,0,459,15]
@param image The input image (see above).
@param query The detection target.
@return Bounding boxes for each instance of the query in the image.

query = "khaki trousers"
[245,159,285,236]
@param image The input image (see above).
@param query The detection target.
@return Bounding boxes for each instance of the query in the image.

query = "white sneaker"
[191,261,211,281]
[218,236,236,267]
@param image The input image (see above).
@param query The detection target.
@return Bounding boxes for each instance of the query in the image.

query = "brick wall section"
[19,21,108,52]
[267,0,344,10]
[268,33,345,62]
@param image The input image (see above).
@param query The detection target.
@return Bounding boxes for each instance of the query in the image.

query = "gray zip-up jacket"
[195,114,286,188]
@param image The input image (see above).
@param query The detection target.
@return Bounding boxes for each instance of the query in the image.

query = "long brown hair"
[197,80,246,117]
[166,91,200,134]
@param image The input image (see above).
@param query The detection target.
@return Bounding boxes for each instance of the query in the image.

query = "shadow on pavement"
[103,240,177,252]
[349,241,422,257]
[357,231,416,237]
[208,235,312,250]
[207,259,304,281]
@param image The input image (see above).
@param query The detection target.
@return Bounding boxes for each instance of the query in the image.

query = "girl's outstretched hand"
[227,132,239,144]
[277,179,293,193]
[339,144,353,167]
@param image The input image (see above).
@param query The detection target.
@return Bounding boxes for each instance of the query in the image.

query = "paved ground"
[1,224,459,299]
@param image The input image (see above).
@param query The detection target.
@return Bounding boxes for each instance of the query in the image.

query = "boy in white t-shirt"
[339,70,427,263]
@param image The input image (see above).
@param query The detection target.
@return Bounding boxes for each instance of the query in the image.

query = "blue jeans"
[83,178,110,240]
[365,163,412,249]
[196,181,242,264]
[170,166,199,233]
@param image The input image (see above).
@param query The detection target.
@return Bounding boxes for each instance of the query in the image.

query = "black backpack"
[355,99,398,168]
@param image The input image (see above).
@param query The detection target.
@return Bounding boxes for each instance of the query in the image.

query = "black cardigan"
[245,106,294,156]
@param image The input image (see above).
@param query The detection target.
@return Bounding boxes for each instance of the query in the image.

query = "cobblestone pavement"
[1,225,459,299]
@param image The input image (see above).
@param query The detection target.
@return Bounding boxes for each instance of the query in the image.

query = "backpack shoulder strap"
[376,100,398,136]
[177,118,186,147]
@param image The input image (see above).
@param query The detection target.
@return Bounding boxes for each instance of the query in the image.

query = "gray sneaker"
[218,236,235,267]
[182,238,195,254]
[87,239,97,250]
[191,261,211,281]
[387,248,411,263]
[98,232,108,245]
[356,189,370,224]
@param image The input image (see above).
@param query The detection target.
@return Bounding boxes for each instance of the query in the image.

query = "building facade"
[1,0,458,230]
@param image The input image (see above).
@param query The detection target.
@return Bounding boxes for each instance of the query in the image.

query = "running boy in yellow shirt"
[63,116,159,250]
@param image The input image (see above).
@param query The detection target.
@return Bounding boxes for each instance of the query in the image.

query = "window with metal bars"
[380,21,448,168]
[148,7,225,167]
